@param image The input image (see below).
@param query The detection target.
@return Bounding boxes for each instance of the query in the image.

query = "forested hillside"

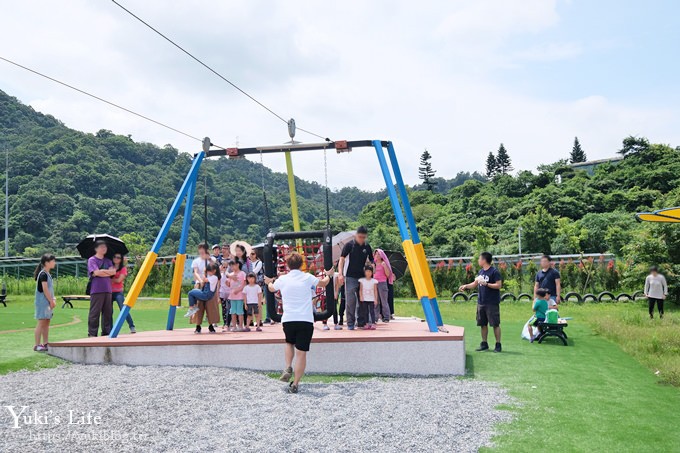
[0,89,384,255]
[362,137,680,275]
[1,90,486,256]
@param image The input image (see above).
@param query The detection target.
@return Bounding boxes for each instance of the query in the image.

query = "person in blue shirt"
[459,252,503,353]
[528,288,550,343]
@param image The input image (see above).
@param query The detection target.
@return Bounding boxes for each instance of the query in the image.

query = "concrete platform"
[48,318,465,376]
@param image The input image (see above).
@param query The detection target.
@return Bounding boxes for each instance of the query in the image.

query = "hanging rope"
[260,150,272,231]
[323,147,331,228]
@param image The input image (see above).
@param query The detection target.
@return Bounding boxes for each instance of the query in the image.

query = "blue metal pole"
[178,179,197,255]
[166,175,198,330]
[386,141,421,244]
[111,153,204,338]
[372,140,409,241]
[151,152,205,253]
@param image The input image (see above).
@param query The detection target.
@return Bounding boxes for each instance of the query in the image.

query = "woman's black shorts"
[283,321,314,352]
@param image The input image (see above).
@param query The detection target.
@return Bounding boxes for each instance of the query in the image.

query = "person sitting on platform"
[185,262,220,323]
[243,273,263,332]
[528,288,549,343]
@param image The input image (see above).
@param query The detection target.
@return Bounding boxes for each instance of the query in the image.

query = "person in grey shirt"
[644,266,668,319]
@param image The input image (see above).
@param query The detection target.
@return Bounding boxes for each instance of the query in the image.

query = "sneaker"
[243,327,251,332]
[494,343,502,353]
[194,325,202,334]
[256,327,262,332]
[222,325,228,332]
[229,327,236,332]
[184,307,198,318]
[130,327,136,334]
[288,382,299,394]
[368,325,377,330]
[33,345,45,352]
[390,315,395,320]
[279,367,293,382]
[348,325,355,331]
[42,344,49,351]
[475,341,489,352]
[530,337,535,344]
[322,325,330,331]
[208,324,216,334]
[334,325,343,330]
[382,318,390,323]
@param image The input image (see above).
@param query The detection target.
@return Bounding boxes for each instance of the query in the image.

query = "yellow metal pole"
[284,151,306,269]
[285,152,302,234]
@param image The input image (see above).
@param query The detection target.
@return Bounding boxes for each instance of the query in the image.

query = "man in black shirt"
[534,255,561,309]
[337,226,374,329]
[459,251,503,352]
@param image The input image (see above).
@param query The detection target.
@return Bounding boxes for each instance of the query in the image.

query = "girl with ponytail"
[34,253,56,352]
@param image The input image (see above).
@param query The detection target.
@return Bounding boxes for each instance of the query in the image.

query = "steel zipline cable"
[111,0,330,142]
[0,55,228,150]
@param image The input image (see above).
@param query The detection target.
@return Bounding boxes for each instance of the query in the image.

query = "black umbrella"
[77,234,129,259]
[384,250,408,280]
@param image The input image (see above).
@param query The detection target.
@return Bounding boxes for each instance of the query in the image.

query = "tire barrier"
[517,293,533,302]
[582,293,597,303]
[452,292,469,302]
[447,291,640,303]
[632,291,645,300]
[598,291,616,302]
[564,292,582,303]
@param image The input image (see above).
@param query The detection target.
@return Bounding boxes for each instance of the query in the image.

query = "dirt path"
[0,315,81,334]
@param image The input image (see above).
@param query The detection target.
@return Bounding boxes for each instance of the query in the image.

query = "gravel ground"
[0,365,513,452]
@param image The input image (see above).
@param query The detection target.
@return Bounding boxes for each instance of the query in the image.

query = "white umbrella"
[330,230,356,262]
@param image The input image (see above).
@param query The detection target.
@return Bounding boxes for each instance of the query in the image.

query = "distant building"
[570,156,623,176]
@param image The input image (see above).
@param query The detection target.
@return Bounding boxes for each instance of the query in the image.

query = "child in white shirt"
[358,266,379,330]
[243,273,263,332]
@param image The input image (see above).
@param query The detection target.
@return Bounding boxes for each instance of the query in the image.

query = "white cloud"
[0,0,677,192]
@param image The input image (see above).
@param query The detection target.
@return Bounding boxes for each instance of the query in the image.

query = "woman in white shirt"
[644,266,668,319]
[265,252,333,393]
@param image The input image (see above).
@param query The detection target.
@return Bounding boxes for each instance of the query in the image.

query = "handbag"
[85,258,107,295]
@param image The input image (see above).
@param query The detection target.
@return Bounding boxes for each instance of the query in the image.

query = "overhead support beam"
[204,140,388,158]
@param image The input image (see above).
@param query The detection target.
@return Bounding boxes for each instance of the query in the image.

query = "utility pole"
[518,226,522,256]
[4,147,8,258]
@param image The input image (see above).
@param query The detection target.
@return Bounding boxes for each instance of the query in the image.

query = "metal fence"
[0,255,177,279]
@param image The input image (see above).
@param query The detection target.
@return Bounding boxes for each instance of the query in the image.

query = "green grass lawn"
[1,296,679,451]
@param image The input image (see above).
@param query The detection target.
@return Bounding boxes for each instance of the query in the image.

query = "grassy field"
[1,296,679,451]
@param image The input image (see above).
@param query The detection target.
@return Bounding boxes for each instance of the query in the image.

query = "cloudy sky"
[1,0,678,190]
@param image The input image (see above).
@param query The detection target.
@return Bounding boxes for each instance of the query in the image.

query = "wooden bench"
[535,321,569,346]
[62,295,90,309]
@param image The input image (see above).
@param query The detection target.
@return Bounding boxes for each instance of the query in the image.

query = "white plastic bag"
[521,316,535,341]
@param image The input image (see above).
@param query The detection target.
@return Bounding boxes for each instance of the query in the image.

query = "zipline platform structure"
[49,318,465,376]
[52,138,466,376]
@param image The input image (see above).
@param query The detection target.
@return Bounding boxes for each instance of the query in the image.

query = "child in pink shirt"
[373,249,393,322]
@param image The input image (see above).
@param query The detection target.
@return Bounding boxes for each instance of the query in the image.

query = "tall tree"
[485,151,498,178]
[496,143,513,174]
[618,135,650,156]
[570,136,587,163]
[418,149,437,191]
